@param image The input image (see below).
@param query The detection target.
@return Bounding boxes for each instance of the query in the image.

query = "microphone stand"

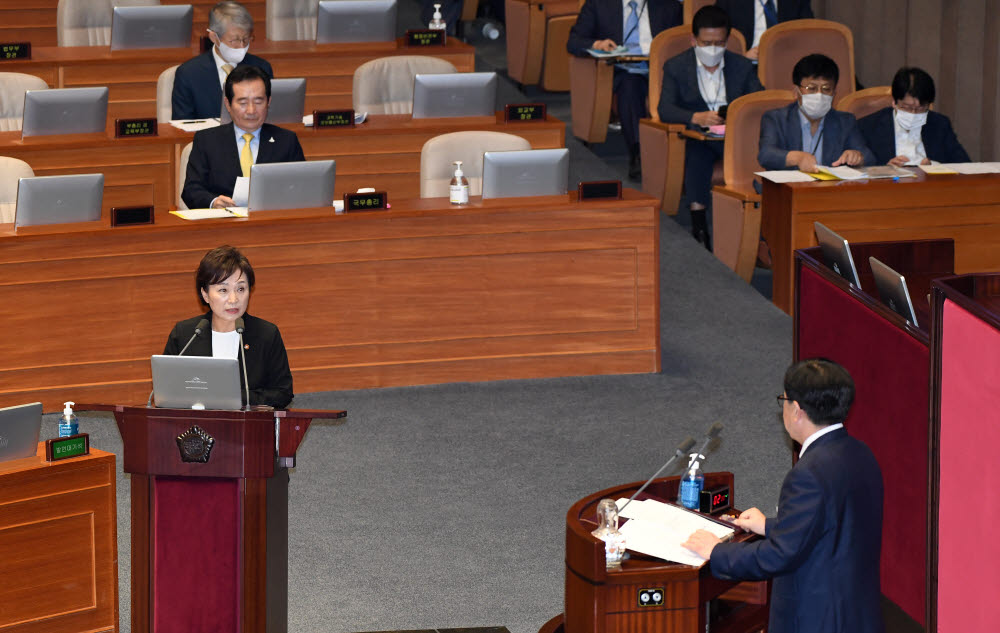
[618,436,696,514]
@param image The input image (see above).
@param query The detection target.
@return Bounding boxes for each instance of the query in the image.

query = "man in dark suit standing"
[171,1,273,120]
[859,67,969,166]
[567,0,683,179]
[683,359,884,633]
[714,0,813,61]
[657,5,762,249]
[758,54,875,172]
[182,65,305,209]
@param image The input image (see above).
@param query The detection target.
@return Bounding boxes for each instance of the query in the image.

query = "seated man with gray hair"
[171,1,273,120]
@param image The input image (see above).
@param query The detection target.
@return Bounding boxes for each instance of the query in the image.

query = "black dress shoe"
[628,153,642,181]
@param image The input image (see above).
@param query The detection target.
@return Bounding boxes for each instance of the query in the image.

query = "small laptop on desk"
[411,72,497,119]
[21,87,108,137]
[869,256,920,327]
[15,174,104,230]
[0,402,43,462]
[110,5,193,50]
[316,0,397,43]
[481,148,569,199]
[151,355,243,410]
[247,160,336,211]
[814,221,861,287]
[221,77,306,125]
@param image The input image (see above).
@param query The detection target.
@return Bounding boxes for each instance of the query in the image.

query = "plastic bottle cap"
[691,461,701,470]
[63,401,75,417]
[453,160,464,177]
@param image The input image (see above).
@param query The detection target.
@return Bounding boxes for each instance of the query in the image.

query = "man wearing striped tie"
[182,65,305,209]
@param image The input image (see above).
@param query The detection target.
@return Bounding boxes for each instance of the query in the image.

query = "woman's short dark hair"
[792,54,840,87]
[196,245,255,305]
[891,66,935,105]
[784,358,855,426]
[692,6,731,37]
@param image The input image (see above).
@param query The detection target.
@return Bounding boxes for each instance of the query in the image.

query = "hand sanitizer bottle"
[591,498,626,569]
[678,455,705,510]
[59,401,79,438]
[429,4,446,30]
[449,160,469,204]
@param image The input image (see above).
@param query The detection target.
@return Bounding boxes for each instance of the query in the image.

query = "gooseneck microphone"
[689,422,724,467]
[235,317,250,409]
[618,436,697,514]
[147,318,210,407]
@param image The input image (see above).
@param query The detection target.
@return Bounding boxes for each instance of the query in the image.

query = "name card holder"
[313,109,355,129]
[0,42,30,60]
[111,205,155,226]
[115,118,157,138]
[344,191,388,211]
[406,29,446,47]
[578,180,622,200]
[504,103,547,122]
[45,434,90,462]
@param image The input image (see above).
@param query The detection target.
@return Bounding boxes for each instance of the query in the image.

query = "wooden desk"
[0,114,566,211]
[0,445,118,633]
[0,190,660,410]
[0,38,474,120]
[763,172,1000,314]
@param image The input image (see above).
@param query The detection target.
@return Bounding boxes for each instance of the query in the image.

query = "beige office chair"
[838,86,892,120]
[0,72,49,132]
[711,89,794,282]
[683,0,714,24]
[266,0,318,41]
[505,0,579,91]
[57,0,161,47]
[156,65,178,123]
[758,19,855,103]
[419,131,531,198]
[0,157,34,224]
[177,141,193,209]
[352,56,457,115]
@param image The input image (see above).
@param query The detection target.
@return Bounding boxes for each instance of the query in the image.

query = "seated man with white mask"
[171,1,273,120]
[658,5,762,250]
[858,67,969,166]
[758,54,875,172]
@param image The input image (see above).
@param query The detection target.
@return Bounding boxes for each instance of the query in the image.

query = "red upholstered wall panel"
[937,299,1000,633]
[798,266,929,625]
[153,477,241,633]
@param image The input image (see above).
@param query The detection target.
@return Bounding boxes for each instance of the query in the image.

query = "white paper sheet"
[817,165,867,180]
[918,163,959,174]
[169,119,221,132]
[232,177,249,207]
[754,170,816,183]
[945,162,1000,174]
[614,497,735,566]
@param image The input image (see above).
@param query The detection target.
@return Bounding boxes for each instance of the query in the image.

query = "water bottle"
[59,401,79,437]
[591,498,626,569]
[449,160,469,204]
[429,3,446,30]
[678,455,704,510]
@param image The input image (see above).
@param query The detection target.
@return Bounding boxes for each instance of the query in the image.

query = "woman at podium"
[163,245,294,408]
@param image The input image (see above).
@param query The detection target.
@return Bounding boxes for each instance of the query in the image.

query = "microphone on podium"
[235,317,250,408]
[147,318,210,407]
[689,422,724,467]
[618,435,697,514]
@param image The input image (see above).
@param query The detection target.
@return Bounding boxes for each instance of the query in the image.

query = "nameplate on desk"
[578,180,622,200]
[111,205,154,226]
[45,434,90,462]
[344,191,388,211]
[405,29,446,46]
[0,42,30,60]
[115,118,157,138]
[313,109,355,128]
[504,103,546,122]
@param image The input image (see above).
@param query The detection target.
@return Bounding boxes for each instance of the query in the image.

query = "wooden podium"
[539,472,769,633]
[88,405,345,633]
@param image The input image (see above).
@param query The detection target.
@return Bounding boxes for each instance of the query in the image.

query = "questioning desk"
[0,190,660,410]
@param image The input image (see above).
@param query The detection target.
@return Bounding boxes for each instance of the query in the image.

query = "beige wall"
[813,0,1000,160]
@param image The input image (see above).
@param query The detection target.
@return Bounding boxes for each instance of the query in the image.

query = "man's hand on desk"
[211,195,236,209]
[592,39,618,52]
[787,150,819,173]
[732,507,766,535]
[682,529,721,559]
[889,155,931,168]
[832,149,864,167]
[692,111,724,128]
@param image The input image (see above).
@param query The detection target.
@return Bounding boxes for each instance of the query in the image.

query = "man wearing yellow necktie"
[182,65,305,209]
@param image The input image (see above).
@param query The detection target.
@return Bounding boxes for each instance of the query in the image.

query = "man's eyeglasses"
[219,33,254,47]
[895,103,930,114]
[798,83,835,96]
[776,395,793,406]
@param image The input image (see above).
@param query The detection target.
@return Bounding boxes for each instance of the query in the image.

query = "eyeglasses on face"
[798,83,835,95]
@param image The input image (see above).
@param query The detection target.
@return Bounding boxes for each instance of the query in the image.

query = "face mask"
[799,93,833,120]
[895,109,928,131]
[211,31,249,65]
[694,45,725,68]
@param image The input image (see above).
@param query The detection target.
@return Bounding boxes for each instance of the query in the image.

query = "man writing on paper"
[657,5,762,250]
[683,359,884,633]
[757,54,875,173]
[172,1,273,120]
[182,65,305,210]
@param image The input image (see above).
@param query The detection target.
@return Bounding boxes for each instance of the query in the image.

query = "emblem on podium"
[176,426,215,463]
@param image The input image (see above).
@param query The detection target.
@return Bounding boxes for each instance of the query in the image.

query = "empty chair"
[352,55,457,115]
[711,89,795,282]
[156,65,178,123]
[0,157,35,224]
[176,141,193,209]
[266,0,318,41]
[505,0,580,91]
[837,86,892,121]
[419,131,531,198]
[0,72,48,131]
[57,0,161,47]
[757,19,855,103]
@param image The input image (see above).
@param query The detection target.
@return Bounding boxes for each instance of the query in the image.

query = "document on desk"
[169,119,221,132]
[755,170,816,183]
[170,208,247,220]
[615,498,735,566]
[815,165,867,180]
[944,162,1000,174]
[232,177,249,207]
[586,46,629,58]
[858,165,917,179]
[918,163,959,174]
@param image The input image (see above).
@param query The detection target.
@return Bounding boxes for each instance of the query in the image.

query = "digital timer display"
[699,485,731,513]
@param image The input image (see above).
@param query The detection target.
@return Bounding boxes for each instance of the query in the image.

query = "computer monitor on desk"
[316,0,397,43]
[869,256,920,327]
[110,5,194,50]
[14,174,104,230]
[411,72,497,119]
[221,78,306,125]
[21,87,108,137]
[814,221,861,287]
[0,402,42,462]
[481,148,569,199]
[248,160,336,211]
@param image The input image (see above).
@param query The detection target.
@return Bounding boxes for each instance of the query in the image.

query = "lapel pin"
[268,137,275,143]
[244,344,250,350]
